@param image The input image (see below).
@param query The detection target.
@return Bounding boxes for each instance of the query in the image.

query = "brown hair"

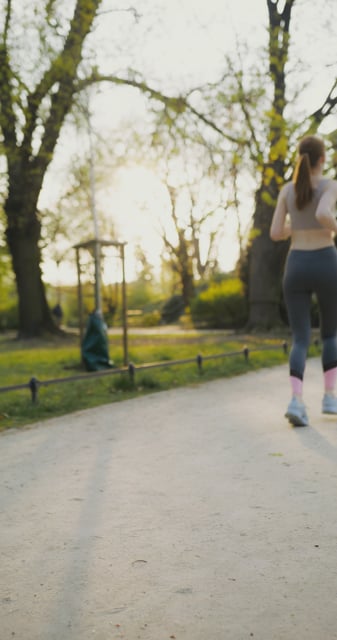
[292,135,325,210]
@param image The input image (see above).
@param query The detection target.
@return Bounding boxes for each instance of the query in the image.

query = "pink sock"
[324,367,337,392]
[290,375,303,397]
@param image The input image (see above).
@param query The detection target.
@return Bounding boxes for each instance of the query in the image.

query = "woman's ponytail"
[293,136,325,210]
[293,153,312,210]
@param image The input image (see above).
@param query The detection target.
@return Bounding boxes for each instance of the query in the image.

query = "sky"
[39,0,337,286]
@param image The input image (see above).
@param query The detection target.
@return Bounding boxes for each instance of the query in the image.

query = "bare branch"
[4,0,12,43]
[29,0,101,184]
[0,0,16,157]
[310,79,337,126]
[45,0,58,20]
[225,53,262,163]
[97,6,141,21]
[74,72,248,147]
[267,0,295,27]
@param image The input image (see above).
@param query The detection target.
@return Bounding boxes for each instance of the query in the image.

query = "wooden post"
[120,243,128,366]
[76,248,84,345]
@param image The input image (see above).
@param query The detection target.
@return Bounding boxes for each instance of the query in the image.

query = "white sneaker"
[285,396,309,427]
[322,394,337,415]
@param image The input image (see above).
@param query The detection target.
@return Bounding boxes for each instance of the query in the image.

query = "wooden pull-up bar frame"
[73,238,128,366]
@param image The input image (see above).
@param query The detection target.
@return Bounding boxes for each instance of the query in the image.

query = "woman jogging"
[270,135,337,426]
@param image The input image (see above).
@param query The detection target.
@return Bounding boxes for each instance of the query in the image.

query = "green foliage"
[261,190,276,207]
[112,374,135,392]
[137,374,162,390]
[0,304,18,332]
[191,278,248,329]
[161,294,185,324]
[0,266,18,331]
[126,278,160,309]
[140,311,161,327]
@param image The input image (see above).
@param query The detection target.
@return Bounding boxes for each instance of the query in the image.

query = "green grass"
[0,329,318,431]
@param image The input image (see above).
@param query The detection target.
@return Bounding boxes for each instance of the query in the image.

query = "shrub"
[126,310,161,328]
[191,278,248,329]
[141,310,161,327]
[0,302,18,331]
[161,295,185,324]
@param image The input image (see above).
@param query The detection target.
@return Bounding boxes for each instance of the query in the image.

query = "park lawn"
[0,329,303,431]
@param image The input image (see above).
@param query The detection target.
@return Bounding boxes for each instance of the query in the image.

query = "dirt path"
[1,358,337,640]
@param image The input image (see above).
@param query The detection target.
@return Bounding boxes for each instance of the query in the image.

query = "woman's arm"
[315,181,337,232]
[270,185,291,241]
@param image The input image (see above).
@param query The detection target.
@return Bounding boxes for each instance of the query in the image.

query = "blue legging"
[283,246,337,380]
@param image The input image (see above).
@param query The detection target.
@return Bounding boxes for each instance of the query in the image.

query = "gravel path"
[1,357,337,640]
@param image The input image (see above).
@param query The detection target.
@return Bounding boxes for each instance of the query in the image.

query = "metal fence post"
[128,362,135,384]
[29,377,39,403]
[196,354,203,372]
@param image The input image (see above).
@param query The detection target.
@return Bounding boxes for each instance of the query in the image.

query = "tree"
[181,0,336,328]
[104,105,236,304]
[0,0,104,336]
[151,0,337,327]
[160,182,228,306]
[102,0,337,327]
[245,0,337,327]
[2,0,335,336]
[0,2,173,336]
[162,185,195,306]
[0,0,233,336]
[96,0,337,328]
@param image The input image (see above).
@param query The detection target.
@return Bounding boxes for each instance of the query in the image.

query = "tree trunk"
[246,0,293,329]
[247,188,289,329]
[248,233,288,328]
[6,205,56,337]
[181,268,195,307]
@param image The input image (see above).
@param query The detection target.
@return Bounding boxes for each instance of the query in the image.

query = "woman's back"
[285,178,330,230]
[285,178,335,250]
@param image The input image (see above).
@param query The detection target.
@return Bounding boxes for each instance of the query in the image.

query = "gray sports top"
[284,178,329,230]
